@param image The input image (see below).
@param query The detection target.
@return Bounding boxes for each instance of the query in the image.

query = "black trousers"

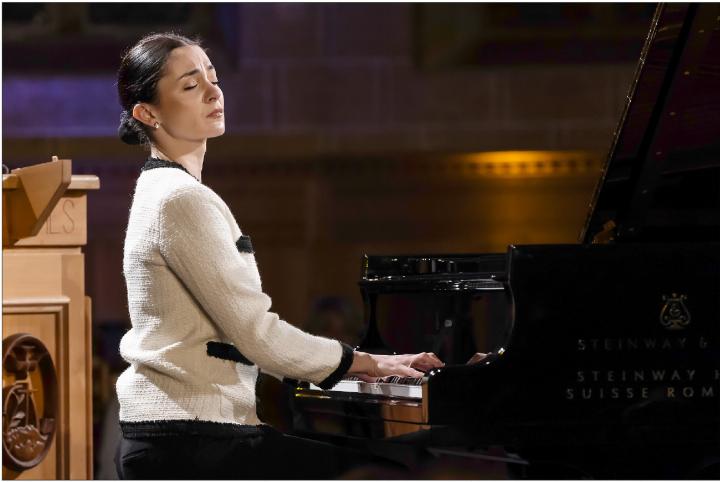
[114,424,403,480]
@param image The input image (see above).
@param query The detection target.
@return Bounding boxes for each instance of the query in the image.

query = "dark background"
[2,3,655,477]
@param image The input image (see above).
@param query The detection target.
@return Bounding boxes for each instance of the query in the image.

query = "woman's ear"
[132,103,159,129]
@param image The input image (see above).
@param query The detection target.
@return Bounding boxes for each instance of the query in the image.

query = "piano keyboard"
[308,376,424,400]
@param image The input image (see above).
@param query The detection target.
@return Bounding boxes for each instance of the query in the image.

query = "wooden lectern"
[2,156,99,479]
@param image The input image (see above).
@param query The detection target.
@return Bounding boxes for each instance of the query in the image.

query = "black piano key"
[396,376,420,385]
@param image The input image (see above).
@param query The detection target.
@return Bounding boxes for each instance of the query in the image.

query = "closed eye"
[184,81,220,91]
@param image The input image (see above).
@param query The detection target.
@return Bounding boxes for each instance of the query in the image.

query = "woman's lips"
[207,109,224,118]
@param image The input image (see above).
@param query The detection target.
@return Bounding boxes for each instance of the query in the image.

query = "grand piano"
[290,3,720,478]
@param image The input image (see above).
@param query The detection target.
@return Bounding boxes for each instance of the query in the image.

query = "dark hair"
[116,31,201,146]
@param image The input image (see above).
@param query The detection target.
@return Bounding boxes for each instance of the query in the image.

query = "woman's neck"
[150,144,205,182]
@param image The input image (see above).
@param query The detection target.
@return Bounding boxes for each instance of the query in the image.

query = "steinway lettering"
[566,369,720,400]
[576,369,699,383]
[577,336,709,351]
[566,385,717,400]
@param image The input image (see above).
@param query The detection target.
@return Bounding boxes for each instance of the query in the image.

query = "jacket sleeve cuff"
[316,342,354,390]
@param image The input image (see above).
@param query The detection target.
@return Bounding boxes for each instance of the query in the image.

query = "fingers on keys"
[410,352,445,370]
[407,366,425,378]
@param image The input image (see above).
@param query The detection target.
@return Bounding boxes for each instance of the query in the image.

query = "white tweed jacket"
[117,159,352,430]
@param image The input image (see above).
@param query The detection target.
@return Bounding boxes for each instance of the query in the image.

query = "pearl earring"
[154,122,160,129]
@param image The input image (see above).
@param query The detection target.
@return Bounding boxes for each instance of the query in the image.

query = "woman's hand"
[348,351,444,383]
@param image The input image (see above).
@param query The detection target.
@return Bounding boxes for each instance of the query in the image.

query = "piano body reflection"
[291,3,720,478]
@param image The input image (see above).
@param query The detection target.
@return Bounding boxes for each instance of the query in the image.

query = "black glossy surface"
[297,244,720,476]
[362,253,507,279]
[582,3,720,243]
[426,243,720,477]
[358,253,511,365]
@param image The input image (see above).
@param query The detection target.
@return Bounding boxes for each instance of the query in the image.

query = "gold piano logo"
[660,293,691,330]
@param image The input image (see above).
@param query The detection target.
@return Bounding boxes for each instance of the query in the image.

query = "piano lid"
[581,3,720,244]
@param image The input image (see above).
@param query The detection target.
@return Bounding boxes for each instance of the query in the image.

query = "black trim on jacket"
[316,342,355,390]
[120,419,272,439]
[206,341,254,365]
[236,235,254,253]
[142,157,198,181]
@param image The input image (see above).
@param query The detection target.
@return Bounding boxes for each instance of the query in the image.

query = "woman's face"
[152,45,224,142]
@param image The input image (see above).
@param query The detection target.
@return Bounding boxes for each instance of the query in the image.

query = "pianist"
[113,32,443,479]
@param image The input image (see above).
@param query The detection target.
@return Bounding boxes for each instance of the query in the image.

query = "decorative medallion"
[2,333,58,471]
[659,293,691,330]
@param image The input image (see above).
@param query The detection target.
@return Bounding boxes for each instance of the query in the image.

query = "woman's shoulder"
[138,169,215,202]
[136,169,236,230]
[153,174,230,218]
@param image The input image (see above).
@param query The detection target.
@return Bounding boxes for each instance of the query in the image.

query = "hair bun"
[118,110,143,145]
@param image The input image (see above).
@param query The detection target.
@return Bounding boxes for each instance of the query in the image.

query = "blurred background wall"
[2,2,655,477]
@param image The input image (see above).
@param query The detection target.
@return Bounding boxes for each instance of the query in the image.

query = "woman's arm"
[157,187,350,387]
[157,185,444,388]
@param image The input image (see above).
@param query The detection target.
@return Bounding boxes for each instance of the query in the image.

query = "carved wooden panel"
[10,193,88,247]
[3,168,96,479]
[3,306,67,480]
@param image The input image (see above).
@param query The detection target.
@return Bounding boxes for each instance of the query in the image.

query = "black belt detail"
[120,419,273,439]
[236,235,254,253]
[206,341,254,366]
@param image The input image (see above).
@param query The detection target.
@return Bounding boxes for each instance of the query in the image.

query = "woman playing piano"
[114,32,444,479]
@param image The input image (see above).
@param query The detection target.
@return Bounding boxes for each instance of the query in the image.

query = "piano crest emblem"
[660,293,691,330]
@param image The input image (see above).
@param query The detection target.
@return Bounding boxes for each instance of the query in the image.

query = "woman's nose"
[206,83,222,103]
